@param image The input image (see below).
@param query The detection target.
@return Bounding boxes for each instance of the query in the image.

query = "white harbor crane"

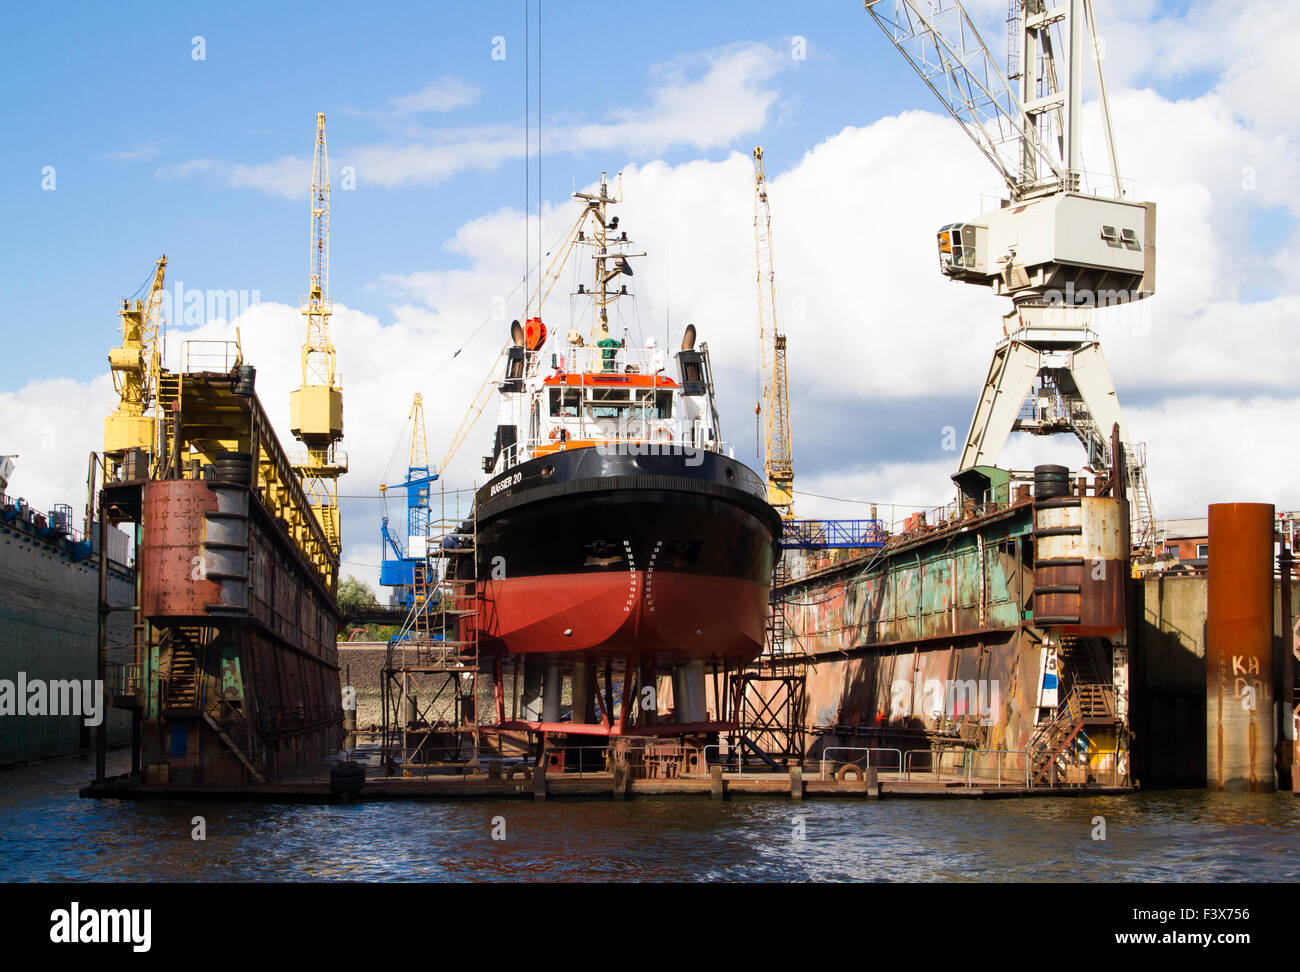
[864,0,1158,551]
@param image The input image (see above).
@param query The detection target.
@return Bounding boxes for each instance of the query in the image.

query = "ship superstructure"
[470,174,781,743]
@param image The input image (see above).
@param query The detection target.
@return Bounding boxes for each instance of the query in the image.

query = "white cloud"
[0,375,118,520]
[163,42,787,197]
[383,77,481,116]
[1099,0,1300,136]
[15,12,1300,591]
[102,141,162,162]
[156,156,311,201]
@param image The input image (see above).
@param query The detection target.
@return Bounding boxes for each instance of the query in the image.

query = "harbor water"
[2,753,1298,882]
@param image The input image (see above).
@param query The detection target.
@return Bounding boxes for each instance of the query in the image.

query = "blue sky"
[4,0,1298,586]
[2,0,920,389]
[3,0,1239,391]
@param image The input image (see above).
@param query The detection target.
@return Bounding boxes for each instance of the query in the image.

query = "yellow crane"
[290,112,347,551]
[105,254,167,478]
[753,147,794,518]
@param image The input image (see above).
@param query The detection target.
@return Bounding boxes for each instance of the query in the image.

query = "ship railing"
[532,343,673,379]
[976,171,1133,213]
[0,491,85,542]
[818,746,903,781]
[700,743,787,777]
[904,746,973,781]
[104,661,143,697]
[902,746,1032,787]
[180,340,242,374]
[525,432,734,457]
[287,449,350,474]
[701,744,738,775]
[782,519,886,549]
[526,431,701,453]
[961,749,1031,788]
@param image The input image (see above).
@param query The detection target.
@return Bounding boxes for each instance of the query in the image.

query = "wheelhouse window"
[635,389,672,418]
[590,387,630,418]
[549,388,581,417]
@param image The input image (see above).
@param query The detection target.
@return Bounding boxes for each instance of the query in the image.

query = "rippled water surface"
[2,754,1297,882]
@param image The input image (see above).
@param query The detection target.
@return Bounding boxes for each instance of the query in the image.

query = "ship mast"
[572,172,642,346]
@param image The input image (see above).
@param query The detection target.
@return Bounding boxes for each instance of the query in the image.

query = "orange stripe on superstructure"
[541,372,677,388]
[532,438,673,456]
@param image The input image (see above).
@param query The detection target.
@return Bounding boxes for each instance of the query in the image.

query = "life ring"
[654,426,673,443]
[549,427,569,441]
[835,763,864,783]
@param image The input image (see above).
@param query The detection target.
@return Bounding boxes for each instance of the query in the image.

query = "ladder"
[156,372,181,478]
[764,557,792,675]
[1128,444,1157,554]
[161,626,207,716]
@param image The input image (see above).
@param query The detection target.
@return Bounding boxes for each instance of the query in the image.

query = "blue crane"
[379,394,438,608]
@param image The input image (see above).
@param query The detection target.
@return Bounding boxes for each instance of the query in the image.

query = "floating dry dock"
[84,432,1146,802]
[81,410,1297,802]
[95,342,343,787]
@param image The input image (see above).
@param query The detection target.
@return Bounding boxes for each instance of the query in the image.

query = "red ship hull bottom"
[477,570,767,665]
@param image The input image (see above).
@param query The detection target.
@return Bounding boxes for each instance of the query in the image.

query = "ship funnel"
[680,323,697,351]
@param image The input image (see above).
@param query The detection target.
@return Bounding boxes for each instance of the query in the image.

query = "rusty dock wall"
[765,482,1136,789]
[1131,542,1298,790]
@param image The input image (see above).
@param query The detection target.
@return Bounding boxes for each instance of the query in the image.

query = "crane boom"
[104,254,167,475]
[302,111,335,385]
[864,0,1157,553]
[865,0,1069,199]
[290,112,347,551]
[408,392,429,472]
[753,147,794,519]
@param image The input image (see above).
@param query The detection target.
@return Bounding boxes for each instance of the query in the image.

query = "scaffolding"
[379,489,480,771]
[727,553,807,767]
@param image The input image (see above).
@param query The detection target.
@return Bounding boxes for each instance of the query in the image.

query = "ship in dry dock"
[471,174,782,738]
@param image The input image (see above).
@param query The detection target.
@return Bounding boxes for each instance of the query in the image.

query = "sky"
[2,0,1298,593]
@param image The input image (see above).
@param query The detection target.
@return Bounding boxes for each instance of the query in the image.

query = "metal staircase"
[156,372,181,478]
[1028,676,1116,785]
[160,627,207,716]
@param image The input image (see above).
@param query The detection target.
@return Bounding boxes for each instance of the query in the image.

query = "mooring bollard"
[790,765,803,800]
[534,758,547,801]
[710,764,725,801]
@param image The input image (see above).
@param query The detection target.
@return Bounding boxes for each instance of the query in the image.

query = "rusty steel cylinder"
[1207,503,1276,791]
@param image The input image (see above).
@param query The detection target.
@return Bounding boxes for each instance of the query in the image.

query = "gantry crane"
[864,0,1157,551]
[752,147,794,520]
[105,254,167,479]
[290,112,347,551]
[380,394,439,608]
